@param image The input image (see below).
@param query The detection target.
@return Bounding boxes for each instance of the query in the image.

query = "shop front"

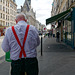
[63,7,75,48]
[46,7,75,49]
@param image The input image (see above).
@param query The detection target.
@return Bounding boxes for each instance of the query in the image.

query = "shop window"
[67,21,71,41]
[63,14,72,41]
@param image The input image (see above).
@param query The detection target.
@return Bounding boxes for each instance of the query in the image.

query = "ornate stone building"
[21,0,36,26]
[20,0,44,31]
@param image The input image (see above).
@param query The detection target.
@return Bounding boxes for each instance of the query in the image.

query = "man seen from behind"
[2,13,40,75]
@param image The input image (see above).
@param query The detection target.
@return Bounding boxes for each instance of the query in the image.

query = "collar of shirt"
[17,21,27,26]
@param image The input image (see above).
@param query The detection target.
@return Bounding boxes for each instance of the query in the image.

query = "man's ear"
[15,19,18,24]
[25,19,27,22]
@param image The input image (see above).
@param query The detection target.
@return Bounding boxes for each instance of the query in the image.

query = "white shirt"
[2,21,40,60]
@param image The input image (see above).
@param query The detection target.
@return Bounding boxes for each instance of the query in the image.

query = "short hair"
[16,13,27,20]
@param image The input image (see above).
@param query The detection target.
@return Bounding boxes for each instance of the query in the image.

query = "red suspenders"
[12,25,30,58]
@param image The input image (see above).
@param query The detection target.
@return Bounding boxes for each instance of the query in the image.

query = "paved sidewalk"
[38,37,75,75]
[0,36,5,58]
[0,36,5,64]
[0,37,75,75]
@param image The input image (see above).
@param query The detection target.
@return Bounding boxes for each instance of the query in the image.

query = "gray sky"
[16,0,53,29]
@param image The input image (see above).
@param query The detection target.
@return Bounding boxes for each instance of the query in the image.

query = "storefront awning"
[46,9,71,25]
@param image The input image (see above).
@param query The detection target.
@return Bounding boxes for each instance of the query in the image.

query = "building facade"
[0,0,17,35]
[9,0,17,26]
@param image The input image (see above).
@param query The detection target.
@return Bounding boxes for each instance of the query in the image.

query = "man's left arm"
[34,27,40,46]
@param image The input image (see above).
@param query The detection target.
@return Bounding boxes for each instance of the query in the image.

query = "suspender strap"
[23,25,30,48]
[12,26,21,47]
[19,25,30,58]
[12,25,30,58]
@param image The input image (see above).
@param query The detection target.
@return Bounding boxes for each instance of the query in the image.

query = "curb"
[0,55,5,64]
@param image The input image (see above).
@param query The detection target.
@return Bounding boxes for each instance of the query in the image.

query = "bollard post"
[25,72,27,75]
[41,35,42,56]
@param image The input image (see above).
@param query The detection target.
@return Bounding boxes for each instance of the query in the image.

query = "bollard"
[41,36,43,56]
[25,72,27,75]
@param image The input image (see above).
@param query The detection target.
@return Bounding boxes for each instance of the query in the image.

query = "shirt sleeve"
[1,28,10,52]
[34,27,40,46]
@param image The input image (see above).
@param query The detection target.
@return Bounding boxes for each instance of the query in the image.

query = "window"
[0,0,2,2]
[3,0,5,4]
[10,3,13,8]
[63,16,72,41]
[6,8,7,13]
[8,23,9,26]
[3,6,5,12]
[3,21,5,26]
[3,14,5,19]
[8,9,9,14]
[0,13,1,18]
[10,9,12,14]
[6,22,7,26]
[6,15,7,20]
[0,5,2,10]
[1,13,2,18]
[6,1,7,6]
[8,16,9,20]
[67,20,71,41]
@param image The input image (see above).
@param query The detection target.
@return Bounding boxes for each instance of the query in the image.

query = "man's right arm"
[1,29,10,52]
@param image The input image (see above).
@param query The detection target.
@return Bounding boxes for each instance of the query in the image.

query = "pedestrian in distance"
[56,31,60,42]
[1,13,40,75]
[48,32,50,38]
[0,31,1,36]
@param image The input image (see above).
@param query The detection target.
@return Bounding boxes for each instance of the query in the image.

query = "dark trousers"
[11,57,39,75]
[56,38,59,42]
